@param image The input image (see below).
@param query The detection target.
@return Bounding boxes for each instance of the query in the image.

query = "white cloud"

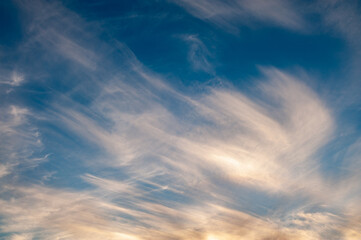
[17,0,98,70]
[0,106,44,179]
[182,35,214,73]
[0,164,11,178]
[1,1,360,239]
[2,53,345,238]
[0,71,25,87]
[0,184,311,240]
[10,72,25,86]
[173,0,306,33]
[46,66,342,237]
[9,234,33,240]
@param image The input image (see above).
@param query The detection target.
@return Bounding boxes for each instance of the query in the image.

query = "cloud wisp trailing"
[173,0,306,33]
[181,34,214,74]
[1,0,361,239]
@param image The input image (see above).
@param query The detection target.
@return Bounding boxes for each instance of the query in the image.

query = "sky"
[1,0,361,239]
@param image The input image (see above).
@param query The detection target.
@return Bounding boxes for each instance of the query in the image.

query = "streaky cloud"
[181,34,214,74]
[0,0,361,239]
[173,0,306,33]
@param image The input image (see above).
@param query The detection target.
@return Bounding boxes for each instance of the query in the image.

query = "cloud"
[43,64,343,238]
[0,184,311,239]
[0,71,25,87]
[9,234,33,240]
[316,0,361,48]
[16,0,98,70]
[181,35,214,74]
[1,0,361,239]
[0,106,44,179]
[173,0,306,33]
[9,72,25,86]
[313,0,361,107]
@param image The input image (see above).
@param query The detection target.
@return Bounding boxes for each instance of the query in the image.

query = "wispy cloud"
[0,70,25,88]
[57,66,334,194]
[0,106,44,179]
[173,0,306,33]
[35,63,352,238]
[1,0,361,239]
[181,34,214,74]
[16,0,99,70]
[9,71,25,86]
[313,0,361,106]
[316,0,361,48]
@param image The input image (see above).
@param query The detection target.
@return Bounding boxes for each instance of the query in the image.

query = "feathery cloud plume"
[173,0,306,33]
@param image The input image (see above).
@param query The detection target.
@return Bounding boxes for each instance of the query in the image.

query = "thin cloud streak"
[0,106,44,179]
[173,0,306,33]
[0,70,25,88]
[1,0,361,239]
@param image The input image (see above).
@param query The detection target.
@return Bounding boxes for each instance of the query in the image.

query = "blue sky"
[1,0,361,239]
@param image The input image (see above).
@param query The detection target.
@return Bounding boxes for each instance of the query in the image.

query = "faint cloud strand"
[1,0,361,239]
[0,106,44,179]
[182,34,214,74]
[173,0,306,33]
